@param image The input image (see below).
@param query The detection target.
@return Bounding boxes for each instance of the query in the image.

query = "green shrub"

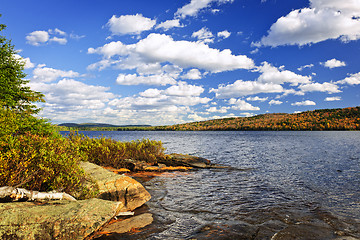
[0,104,57,139]
[67,132,165,169]
[0,131,97,200]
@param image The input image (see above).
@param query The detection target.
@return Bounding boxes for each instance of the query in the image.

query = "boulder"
[0,162,152,240]
[159,153,212,168]
[80,161,151,211]
[0,199,121,240]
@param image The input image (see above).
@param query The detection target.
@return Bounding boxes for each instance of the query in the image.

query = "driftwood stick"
[0,186,76,202]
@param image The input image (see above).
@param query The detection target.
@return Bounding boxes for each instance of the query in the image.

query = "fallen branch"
[0,186,76,202]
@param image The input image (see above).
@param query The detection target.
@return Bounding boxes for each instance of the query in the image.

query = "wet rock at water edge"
[80,161,151,211]
[159,153,214,168]
[93,213,153,237]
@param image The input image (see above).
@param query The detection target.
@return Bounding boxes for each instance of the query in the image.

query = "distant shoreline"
[56,106,360,132]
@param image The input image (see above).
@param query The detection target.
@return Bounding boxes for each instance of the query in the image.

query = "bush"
[0,132,96,199]
[67,132,165,169]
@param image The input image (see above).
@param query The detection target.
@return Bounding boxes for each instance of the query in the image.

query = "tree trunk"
[0,186,76,202]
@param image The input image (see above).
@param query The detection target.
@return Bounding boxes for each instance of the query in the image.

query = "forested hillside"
[153,107,360,131]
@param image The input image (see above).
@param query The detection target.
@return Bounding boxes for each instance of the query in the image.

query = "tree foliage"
[0,17,44,114]
[152,107,360,131]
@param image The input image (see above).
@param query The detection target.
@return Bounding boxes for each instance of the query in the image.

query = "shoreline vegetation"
[56,106,360,131]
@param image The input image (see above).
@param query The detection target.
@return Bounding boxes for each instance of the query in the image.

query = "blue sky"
[1,0,360,125]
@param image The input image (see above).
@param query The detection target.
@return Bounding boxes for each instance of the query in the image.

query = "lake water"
[69,131,360,239]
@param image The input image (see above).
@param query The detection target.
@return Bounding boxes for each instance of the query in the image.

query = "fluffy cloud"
[181,69,202,80]
[31,65,80,83]
[139,88,163,98]
[135,33,254,72]
[206,106,229,113]
[14,54,35,69]
[175,0,234,19]
[229,98,260,111]
[299,82,341,93]
[210,80,284,98]
[298,64,314,71]
[26,31,49,46]
[50,37,67,45]
[89,33,254,73]
[88,41,130,58]
[106,14,156,35]
[256,0,360,47]
[26,28,70,46]
[30,79,115,112]
[325,96,341,101]
[246,96,268,102]
[164,81,204,96]
[257,62,312,85]
[321,58,346,68]
[156,19,183,31]
[192,27,214,43]
[337,72,360,85]
[111,83,210,111]
[269,100,283,105]
[217,30,231,39]
[291,100,316,106]
[116,73,177,86]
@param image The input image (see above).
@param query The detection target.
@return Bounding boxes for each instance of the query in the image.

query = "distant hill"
[57,107,360,131]
[58,123,151,128]
[152,106,360,131]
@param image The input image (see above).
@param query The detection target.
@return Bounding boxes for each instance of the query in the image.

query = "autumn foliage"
[154,107,360,131]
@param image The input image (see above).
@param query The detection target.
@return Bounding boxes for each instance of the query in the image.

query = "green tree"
[0,15,44,114]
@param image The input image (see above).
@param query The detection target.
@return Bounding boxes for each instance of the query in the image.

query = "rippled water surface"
[74,131,360,239]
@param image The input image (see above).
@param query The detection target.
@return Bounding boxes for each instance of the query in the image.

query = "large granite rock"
[0,199,120,240]
[80,161,151,211]
[0,162,152,240]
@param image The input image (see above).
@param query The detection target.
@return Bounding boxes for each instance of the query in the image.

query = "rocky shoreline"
[0,154,219,240]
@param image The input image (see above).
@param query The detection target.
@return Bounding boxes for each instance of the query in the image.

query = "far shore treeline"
[56,106,360,131]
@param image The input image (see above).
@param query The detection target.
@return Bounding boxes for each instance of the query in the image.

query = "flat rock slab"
[0,199,121,240]
[80,161,151,211]
[159,153,212,168]
[98,213,153,235]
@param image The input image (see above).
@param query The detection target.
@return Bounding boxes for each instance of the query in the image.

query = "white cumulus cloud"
[26,31,49,46]
[156,19,183,31]
[229,98,260,111]
[88,34,254,73]
[257,62,312,86]
[135,33,254,72]
[116,73,177,86]
[210,80,284,98]
[337,72,360,85]
[164,81,204,96]
[291,100,316,106]
[181,69,202,80]
[192,27,214,43]
[31,65,80,83]
[269,100,283,105]
[299,82,341,93]
[106,14,156,35]
[246,96,268,102]
[175,0,234,19]
[217,30,231,39]
[256,0,360,47]
[320,58,346,68]
[325,96,341,101]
